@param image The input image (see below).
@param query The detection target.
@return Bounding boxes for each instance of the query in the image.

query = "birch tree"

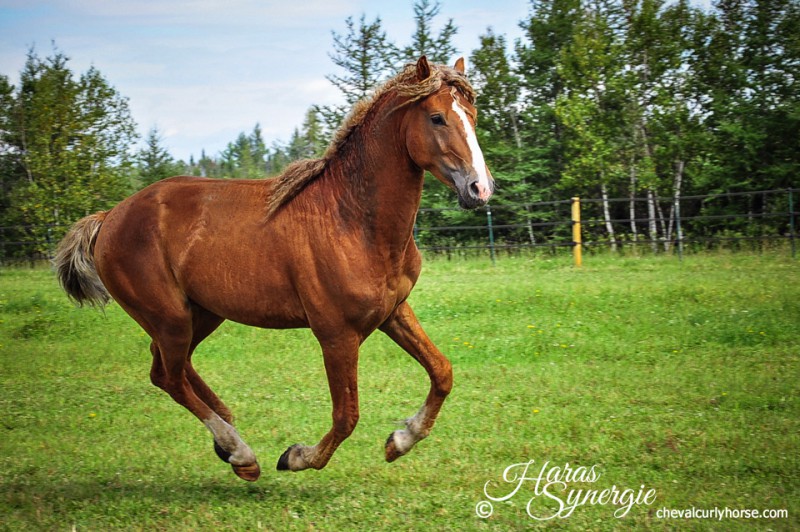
[555,4,625,250]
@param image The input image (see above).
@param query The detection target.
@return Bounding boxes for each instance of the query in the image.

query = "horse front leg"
[379,301,453,462]
[276,333,360,472]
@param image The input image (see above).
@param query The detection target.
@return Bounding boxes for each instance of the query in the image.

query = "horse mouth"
[456,178,493,210]
[457,193,487,210]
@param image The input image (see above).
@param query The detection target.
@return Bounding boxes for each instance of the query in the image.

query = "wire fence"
[413,188,798,263]
[1,188,797,266]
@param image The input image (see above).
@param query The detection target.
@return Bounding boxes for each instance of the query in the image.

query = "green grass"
[1,253,798,530]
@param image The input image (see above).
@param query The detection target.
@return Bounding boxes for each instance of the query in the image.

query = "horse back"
[92,176,416,333]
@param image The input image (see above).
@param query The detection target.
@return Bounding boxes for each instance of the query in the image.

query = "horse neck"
[324,98,424,250]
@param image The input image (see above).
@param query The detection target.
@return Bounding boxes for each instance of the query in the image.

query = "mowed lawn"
[0,253,798,530]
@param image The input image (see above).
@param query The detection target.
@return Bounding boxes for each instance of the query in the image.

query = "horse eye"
[431,114,445,126]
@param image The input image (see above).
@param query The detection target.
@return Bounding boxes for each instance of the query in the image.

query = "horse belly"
[177,237,310,329]
[186,272,309,329]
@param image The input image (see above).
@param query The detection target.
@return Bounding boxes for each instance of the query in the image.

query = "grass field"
[1,253,798,530]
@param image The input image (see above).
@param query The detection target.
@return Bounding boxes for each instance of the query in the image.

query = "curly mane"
[265,60,476,218]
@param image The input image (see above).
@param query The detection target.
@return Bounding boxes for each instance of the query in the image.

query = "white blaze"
[451,99,492,199]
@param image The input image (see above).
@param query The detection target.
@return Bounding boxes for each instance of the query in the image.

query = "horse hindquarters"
[89,202,263,481]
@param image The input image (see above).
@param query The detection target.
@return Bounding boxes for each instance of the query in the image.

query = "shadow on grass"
[3,473,360,528]
[4,475,318,501]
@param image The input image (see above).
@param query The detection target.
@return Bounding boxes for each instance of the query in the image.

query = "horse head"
[402,56,495,209]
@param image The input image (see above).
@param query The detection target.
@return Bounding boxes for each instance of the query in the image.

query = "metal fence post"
[571,197,583,268]
[486,205,496,266]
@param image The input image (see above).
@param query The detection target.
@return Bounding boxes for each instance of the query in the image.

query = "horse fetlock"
[277,443,315,471]
[228,444,257,466]
[385,428,421,462]
[205,417,255,465]
[213,438,260,481]
[215,438,256,463]
[405,414,431,440]
[213,440,232,462]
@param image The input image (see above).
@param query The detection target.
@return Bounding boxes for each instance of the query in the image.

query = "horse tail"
[54,211,110,307]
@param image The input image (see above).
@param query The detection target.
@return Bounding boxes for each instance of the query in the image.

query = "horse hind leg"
[147,310,260,481]
[184,307,232,423]
[97,229,258,481]
[183,308,256,473]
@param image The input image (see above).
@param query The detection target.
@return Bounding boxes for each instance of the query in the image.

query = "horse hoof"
[213,440,232,463]
[277,444,302,471]
[385,432,403,463]
[232,461,261,482]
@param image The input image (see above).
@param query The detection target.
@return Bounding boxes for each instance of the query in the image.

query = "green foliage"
[699,0,800,192]
[3,2,798,259]
[1,254,797,529]
[514,0,582,197]
[0,47,137,257]
[196,0,798,227]
[326,14,398,106]
[401,0,459,64]
[136,127,183,187]
[218,124,268,179]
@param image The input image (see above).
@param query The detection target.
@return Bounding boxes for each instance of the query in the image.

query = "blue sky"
[0,0,531,162]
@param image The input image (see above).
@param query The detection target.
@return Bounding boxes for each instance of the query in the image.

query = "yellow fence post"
[571,197,582,268]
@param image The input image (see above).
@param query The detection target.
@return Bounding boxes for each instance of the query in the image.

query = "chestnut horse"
[55,56,494,482]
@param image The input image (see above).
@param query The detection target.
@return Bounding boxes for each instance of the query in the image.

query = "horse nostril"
[470,181,481,197]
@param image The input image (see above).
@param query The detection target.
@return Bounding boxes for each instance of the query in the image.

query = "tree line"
[1,0,798,258]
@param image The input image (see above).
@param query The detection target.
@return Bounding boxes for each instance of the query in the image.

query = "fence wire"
[413,188,798,260]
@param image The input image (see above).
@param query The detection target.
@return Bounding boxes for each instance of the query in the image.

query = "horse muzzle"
[456,173,494,210]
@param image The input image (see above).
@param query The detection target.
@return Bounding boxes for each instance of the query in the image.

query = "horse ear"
[416,56,431,81]
[454,57,465,74]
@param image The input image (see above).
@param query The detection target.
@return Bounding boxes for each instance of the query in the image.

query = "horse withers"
[55,56,494,481]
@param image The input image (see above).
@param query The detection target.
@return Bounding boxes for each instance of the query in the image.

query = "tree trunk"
[509,105,536,247]
[672,159,685,256]
[524,204,536,246]
[655,195,669,252]
[601,183,617,252]
[517,132,537,247]
[629,158,638,249]
[647,188,658,253]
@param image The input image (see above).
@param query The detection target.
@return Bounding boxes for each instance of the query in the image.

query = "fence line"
[412,188,798,264]
[1,188,797,265]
